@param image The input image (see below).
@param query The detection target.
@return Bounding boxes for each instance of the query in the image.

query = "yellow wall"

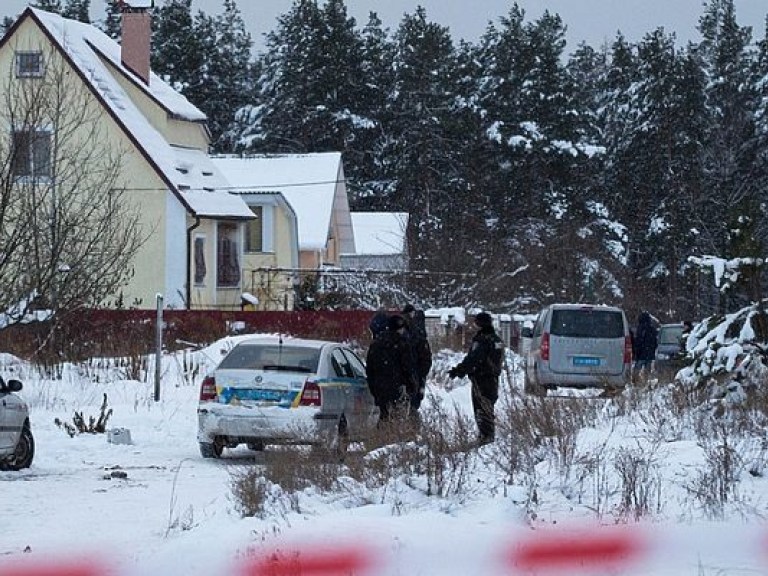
[0,20,171,309]
[100,56,208,149]
[241,202,297,310]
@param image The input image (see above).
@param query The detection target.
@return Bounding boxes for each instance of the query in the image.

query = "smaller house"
[341,212,409,271]
[213,153,355,306]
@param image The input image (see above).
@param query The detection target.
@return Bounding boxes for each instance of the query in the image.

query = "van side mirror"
[521,327,533,338]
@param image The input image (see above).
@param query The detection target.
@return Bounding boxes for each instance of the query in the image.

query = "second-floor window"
[11,128,52,178]
[15,51,43,78]
[217,223,240,287]
[245,206,263,252]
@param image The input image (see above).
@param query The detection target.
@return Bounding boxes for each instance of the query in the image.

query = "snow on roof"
[213,153,343,250]
[27,9,251,219]
[348,212,408,255]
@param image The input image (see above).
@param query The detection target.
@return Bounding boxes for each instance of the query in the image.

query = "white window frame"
[15,51,44,78]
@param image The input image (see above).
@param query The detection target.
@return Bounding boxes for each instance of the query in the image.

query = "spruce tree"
[194,0,253,150]
[697,0,759,312]
[99,0,121,40]
[31,0,62,13]
[229,0,368,157]
[150,0,204,94]
[62,0,90,22]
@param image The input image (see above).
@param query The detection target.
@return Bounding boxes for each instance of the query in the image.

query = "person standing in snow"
[366,315,416,425]
[369,308,390,339]
[401,304,432,416]
[633,311,658,380]
[448,312,504,445]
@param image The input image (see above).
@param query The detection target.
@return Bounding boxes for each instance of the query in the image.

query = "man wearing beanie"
[448,312,504,445]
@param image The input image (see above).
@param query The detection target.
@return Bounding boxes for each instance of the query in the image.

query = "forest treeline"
[8,0,768,320]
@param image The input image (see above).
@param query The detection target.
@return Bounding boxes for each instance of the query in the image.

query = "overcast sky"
[3,0,767,53]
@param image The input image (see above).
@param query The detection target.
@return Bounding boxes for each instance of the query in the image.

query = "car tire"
[247,442,265,452]
[199,438,224,459]
[314,416,349,461]
[1,424,34,471]
[523,372,546,397]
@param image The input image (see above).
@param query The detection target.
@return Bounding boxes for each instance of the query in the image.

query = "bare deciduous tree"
[0,42,145,327]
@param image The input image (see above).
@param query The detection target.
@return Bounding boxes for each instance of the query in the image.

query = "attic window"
[202,186,214,192]
[201,170,213,176]
[15,51,43,78]
[176,167,189,174]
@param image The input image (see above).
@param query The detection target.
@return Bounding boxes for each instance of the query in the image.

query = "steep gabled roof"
[3,8,251,220]
[213,153,352,251]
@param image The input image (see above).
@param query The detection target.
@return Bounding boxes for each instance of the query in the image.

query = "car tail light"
[298,380,321,406]
[541,332,550,362]
[624,336,633,365]
[199,376,217,402]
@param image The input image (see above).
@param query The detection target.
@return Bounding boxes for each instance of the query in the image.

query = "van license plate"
[573,357,600,366]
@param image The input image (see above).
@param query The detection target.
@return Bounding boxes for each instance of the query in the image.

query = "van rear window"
[550,310,624,338]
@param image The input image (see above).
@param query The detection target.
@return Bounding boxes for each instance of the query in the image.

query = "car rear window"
[219,344,320,372]
[659,326,684,345]
[550,309,625,338]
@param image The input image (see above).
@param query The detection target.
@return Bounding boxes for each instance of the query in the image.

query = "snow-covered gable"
[213,153,351,251]
[24,8,251,220]
[347,212,408,256]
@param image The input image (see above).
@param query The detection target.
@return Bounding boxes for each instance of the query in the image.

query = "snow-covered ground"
[2,336,768,576]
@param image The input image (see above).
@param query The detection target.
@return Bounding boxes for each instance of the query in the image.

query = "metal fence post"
[154,294,163,402]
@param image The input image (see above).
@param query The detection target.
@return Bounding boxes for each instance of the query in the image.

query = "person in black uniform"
[401,304,432,416]
[366,315,416,424]
[448,312,504,445]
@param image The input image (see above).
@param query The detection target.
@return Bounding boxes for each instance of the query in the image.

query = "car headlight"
[656,353,670,360]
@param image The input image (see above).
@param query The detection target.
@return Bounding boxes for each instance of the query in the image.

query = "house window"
[245,206,263,252]
[15,51,43,78]
[11,128,52,178]
[217,223,240,287]
[194,236,206,285]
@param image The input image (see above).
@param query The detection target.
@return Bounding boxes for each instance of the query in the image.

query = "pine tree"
[229,0,368,156]
[696,0,760,313]
[192,0,253,150]
[150,0,204,93]
[62,0,90,22]
[31,0,62,13]
[1,16,15,36]
[99,0,121,40]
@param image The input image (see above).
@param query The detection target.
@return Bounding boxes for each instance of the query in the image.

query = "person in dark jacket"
[369,309,390,339]
[401,304,432,415]
[366,315,416,424]
[633,311,658,377]
[448,312,504,445]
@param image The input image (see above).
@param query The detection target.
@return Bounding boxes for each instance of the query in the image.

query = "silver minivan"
[523,304,632,395]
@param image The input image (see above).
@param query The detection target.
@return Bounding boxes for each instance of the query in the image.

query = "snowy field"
[2,335,768,575]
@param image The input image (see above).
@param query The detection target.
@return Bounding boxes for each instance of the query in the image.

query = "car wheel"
[1,425,35,471]
[523,372,546,397]
[199,438,224,459]
[314,416,349,460]
[247,442,265,452]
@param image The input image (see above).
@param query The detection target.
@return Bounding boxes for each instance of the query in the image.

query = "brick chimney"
[119,1,153,85]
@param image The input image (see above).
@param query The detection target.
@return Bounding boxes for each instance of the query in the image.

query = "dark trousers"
[470,377,497,441]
